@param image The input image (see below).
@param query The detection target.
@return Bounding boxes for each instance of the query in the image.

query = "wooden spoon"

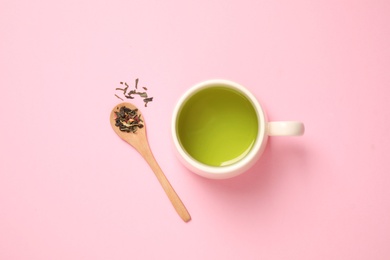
[110,102,191,222]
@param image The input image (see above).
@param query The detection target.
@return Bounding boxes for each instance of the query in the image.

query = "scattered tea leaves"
[115,78,154,107]
[115,94,124,101]
[143,97,153,107]
[138,92,148,98]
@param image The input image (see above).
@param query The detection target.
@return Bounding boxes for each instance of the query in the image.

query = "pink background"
[1,0,390,259]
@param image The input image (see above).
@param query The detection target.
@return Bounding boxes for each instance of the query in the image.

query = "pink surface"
[1,0,390,259]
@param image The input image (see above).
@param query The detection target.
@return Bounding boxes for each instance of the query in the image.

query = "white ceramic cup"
[171,79,304,179]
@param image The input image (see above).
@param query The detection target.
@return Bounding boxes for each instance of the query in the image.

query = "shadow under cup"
[172,81,266,178]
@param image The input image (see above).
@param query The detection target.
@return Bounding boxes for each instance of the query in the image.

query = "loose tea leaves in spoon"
[114,106,144,133]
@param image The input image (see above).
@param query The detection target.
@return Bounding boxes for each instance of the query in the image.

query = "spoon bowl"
[110,102,191,222]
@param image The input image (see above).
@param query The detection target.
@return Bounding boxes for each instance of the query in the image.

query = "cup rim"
[171,79,267,178]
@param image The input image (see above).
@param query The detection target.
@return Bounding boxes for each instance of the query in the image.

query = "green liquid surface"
[177,87,258,166]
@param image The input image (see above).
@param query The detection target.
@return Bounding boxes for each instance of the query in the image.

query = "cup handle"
[267,121,305,136]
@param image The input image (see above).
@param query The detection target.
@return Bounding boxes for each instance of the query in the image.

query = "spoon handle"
[140,147,191,222]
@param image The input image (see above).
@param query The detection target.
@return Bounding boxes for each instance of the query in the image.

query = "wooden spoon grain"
[110,102,191,222]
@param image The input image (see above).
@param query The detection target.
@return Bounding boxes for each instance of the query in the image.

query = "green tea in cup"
[176,86,258,167]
